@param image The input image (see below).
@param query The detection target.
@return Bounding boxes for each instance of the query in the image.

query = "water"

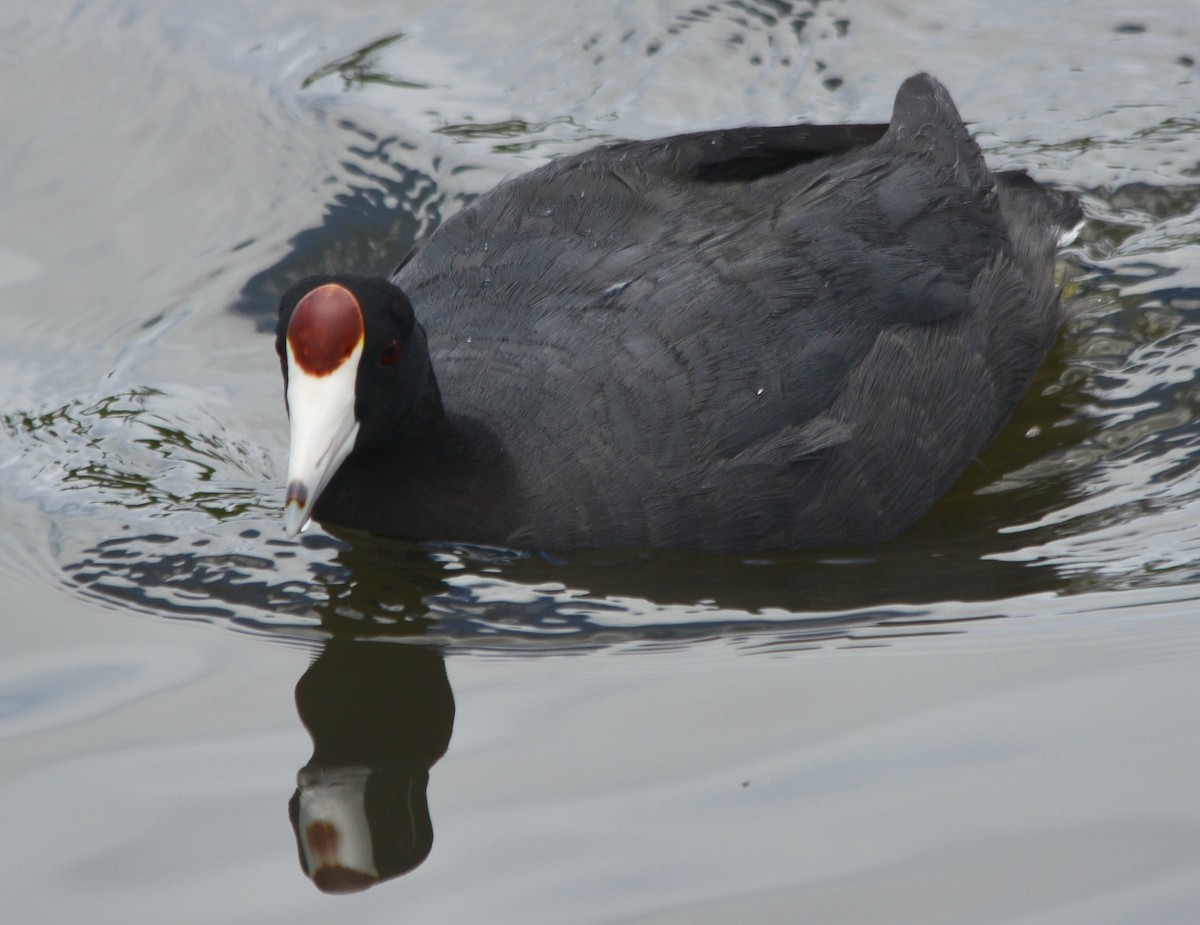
[3,0,1200,921]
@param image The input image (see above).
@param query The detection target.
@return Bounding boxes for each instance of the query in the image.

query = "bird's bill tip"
[284,481,310,538]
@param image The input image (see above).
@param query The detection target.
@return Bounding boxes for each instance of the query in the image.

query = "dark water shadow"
[230,119,475,334]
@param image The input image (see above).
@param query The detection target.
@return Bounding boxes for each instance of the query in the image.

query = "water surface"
[2,1,1200,921]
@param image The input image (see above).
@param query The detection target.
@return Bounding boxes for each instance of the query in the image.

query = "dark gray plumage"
[276,73,1080,552]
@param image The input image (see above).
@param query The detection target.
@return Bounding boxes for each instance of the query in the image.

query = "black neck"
[314,409,522,545]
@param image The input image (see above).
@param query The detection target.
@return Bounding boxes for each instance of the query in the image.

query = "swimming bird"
[275,73,1080,552]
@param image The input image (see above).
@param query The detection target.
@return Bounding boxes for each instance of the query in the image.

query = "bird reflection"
[288,637,454,893]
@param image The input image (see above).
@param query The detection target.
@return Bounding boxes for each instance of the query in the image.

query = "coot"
[275,73,1080,552]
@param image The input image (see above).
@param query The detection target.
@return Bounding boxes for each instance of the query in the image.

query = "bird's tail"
[993,170,1085,247]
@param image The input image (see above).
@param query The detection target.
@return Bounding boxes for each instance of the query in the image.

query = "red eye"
[379,340,402,366]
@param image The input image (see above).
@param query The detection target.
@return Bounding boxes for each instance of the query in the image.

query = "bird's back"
[394,74,1077,550]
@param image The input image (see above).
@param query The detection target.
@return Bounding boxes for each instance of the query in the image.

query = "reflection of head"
[289,764,433,892]
[288,640,454,892]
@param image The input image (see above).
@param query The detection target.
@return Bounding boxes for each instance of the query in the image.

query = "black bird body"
[277,74,1080,552]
